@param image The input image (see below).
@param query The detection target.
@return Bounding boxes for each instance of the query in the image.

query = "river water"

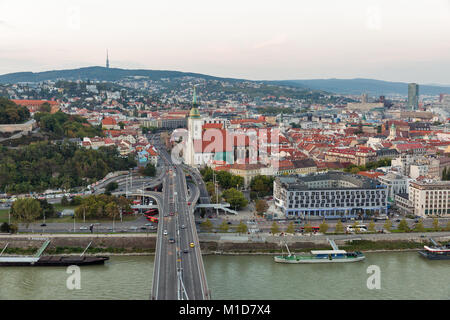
[0,252,448,300]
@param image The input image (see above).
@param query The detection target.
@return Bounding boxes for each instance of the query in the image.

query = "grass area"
[0,209,10,223]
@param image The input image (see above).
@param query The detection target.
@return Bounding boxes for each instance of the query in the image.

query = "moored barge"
[0,240,109,267]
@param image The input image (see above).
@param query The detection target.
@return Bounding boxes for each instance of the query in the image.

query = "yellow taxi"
[189,242,195,248]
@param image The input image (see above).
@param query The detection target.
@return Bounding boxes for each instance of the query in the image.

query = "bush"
[0,222,10,233]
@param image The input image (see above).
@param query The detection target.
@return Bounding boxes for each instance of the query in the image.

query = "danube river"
[0,252,448,300]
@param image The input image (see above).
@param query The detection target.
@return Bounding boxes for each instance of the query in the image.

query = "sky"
[0,0,450,84]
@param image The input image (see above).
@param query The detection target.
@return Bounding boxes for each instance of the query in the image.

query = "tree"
[286,222,295,234]
[383,219,392,232]
[221,188,248,210]
[118,121,125,129]
[61,196,69,206]
[0,223,10,233]
[236,221,248,234]
[414,219,425,232]
[139,163,156,177]
[250,175,274,197]
[432,218,440,231]
[218,220,229,233]
[255,199,269,216]
[446,221,450,231]
[335,220,344,233]
[319,220,329,234]
[201,219,213,232]
[398,218,410,232]
[105,182,119,193]
[10,198,42,227]
[368,220,376,232]
[271,221,280,235]
[39,102,52,113]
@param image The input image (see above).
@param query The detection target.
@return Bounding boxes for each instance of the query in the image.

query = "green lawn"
[0,209,10,223]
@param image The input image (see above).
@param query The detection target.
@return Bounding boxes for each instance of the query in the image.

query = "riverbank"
[1,232,449,256]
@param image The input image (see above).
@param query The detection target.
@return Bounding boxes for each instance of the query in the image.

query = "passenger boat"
[0,240,109,267]
[274,239,365,264]
[418,238,450,260]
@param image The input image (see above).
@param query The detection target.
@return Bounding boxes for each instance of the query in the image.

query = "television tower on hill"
[106,49,110,68]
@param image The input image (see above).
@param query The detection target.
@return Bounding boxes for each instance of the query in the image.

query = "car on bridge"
[163,230,168,236]
[168,238,175,244]
[189,242,195,248]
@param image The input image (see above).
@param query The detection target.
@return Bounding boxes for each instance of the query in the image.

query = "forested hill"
[0,141,136,194]
[0,66,243,84]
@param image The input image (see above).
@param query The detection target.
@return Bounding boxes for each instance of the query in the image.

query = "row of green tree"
[0,141,136,194]
[0,97,30,124]
[74,195,132,220]
[34,111,104,139]
[344,158,392,174]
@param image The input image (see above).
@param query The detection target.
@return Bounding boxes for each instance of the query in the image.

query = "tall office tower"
[408,83,419,110]
[106,50,110,69]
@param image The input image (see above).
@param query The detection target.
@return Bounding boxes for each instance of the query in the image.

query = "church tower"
[185,86,204,166]
[388,123,397,140]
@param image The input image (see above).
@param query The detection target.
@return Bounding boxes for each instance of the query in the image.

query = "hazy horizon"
[1,0,449,84]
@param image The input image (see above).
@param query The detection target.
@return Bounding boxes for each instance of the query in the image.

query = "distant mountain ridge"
[268,78,450,96]
[0,66,244,84]
[1,67,450,96]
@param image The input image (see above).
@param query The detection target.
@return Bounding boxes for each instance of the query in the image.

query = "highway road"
[151,136,209,300]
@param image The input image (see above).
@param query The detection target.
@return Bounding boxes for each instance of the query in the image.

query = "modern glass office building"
[408,83,419,110]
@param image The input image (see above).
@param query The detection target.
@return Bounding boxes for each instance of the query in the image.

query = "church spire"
[189,85,201,118]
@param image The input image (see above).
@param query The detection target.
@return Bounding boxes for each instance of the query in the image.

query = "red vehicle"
[299,226,320,233]
[144,209,158,216]
[146,216,159,223]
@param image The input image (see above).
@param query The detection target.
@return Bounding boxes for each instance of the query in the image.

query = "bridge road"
[175,166,209,300]
[151,171,178,300]
[152,136,209,300]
